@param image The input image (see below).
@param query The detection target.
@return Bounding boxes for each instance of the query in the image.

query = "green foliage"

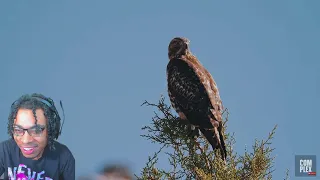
[135,95,289,180]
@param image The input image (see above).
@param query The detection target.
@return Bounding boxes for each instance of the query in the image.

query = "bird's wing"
[201,67,224,121]
[166,58,208,115]
[184,54,223,122]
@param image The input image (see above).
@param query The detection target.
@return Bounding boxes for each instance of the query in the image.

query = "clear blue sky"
[0,1,319,179]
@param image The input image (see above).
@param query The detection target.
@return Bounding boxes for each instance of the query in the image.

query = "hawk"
[166,37,227,163]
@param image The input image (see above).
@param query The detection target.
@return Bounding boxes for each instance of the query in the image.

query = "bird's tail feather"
[218,125,227,161]
[199,128,217,150]
[200,127,227,162]
[215,126,227,163]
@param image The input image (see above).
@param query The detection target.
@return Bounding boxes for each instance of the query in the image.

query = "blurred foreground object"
[97,164,133,180]
[76,164,133,180]
[78,163,133,180]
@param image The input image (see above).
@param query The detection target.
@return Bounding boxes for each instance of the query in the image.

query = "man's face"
[13,108,48,160]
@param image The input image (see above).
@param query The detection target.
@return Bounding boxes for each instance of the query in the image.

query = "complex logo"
[295,155,316,177]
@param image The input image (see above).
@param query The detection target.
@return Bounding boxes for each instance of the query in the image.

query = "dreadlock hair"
[7,93,64,151]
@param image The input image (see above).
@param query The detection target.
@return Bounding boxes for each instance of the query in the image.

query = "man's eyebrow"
[13,124,44,129]
[13,124,24,128]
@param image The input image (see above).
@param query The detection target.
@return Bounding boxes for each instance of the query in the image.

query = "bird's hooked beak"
[185,41,190,53]
[181,37,190,45]
[183,38,190,50]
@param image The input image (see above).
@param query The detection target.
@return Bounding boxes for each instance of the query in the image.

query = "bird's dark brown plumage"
[167,58,213,128]
[166,37,227,163]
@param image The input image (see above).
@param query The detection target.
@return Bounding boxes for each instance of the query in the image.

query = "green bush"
[135,95,289,180]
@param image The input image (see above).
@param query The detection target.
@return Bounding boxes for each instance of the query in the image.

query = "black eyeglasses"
[12,125,46,137]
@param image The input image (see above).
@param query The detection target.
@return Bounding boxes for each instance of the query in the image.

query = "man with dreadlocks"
[0,93,75,180]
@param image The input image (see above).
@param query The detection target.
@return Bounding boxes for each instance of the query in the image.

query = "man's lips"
[20,146,37,155]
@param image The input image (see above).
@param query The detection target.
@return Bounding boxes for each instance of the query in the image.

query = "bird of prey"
[166,37,227,163]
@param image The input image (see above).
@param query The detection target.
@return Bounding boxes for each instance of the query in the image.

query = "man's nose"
[21,131,33,143]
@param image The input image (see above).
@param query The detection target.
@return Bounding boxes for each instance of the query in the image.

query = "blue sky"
[0,1,319,179]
